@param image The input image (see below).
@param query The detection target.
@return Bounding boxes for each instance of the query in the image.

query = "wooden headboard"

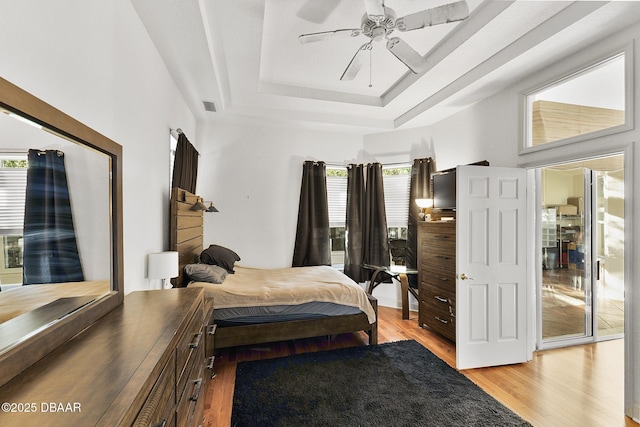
[170,187,204,287]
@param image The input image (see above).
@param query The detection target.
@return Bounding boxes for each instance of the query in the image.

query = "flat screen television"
[432,170,456,211]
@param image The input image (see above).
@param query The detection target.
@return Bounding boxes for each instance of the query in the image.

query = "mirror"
[0,77,123,386]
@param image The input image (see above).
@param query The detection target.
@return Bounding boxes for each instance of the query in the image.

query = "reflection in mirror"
[0,77,123,387]
[0,108,112,340]
[525,53,626,147]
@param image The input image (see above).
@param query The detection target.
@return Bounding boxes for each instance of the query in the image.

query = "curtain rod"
[169,127,183,139]
[325,161,412,169]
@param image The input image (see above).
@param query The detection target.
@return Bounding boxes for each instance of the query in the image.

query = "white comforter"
[188,265,376,323]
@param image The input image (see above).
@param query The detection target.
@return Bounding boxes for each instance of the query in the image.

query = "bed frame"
[170,187,378,348]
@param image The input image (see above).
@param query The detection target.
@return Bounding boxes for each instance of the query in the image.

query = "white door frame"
[518,142,635,421]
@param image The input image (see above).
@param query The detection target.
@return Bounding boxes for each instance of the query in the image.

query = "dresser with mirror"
[0,78,214,426]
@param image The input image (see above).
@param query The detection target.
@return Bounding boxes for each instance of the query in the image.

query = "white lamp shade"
[148,251,179,279]
[415,198,433,208]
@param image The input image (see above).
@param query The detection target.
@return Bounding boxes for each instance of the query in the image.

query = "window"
[523,51,629,150]
[382,166,410,242]
[327,168,347,265]
[326,165,410,265]
[0,156,27,278]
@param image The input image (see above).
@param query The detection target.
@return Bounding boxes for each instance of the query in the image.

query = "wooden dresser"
[417,220,456,342]
[0,288,215,427]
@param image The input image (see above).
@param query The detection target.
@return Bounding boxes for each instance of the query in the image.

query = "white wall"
[0,0,196,292]
[196,119,363,269]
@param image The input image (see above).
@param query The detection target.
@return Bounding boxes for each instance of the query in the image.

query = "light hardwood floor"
[204,306,637,427]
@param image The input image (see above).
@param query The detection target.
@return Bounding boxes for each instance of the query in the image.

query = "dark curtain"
[362,163,389,269]
[406,157,433,270]
[292,161,331,267]
[171,133,199,194]
[22,149,84,285]
[343,164,365,282]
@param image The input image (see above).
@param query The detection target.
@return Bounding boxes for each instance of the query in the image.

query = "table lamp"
[148,251,179,289]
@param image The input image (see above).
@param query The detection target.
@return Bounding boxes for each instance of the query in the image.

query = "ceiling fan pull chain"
[369,48,373,87]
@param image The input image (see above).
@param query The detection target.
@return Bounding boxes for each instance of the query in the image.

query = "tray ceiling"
[132,0,640,134]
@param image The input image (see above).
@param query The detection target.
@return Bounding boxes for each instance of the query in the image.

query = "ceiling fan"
[298,0,470,81]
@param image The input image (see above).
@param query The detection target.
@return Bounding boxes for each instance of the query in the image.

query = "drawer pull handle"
[434,235,450,239]
[207,355,216,370]
[208,324,218,336]
[190,378,203,402]
[434,255,450,260]
[434,296,448,303]
[437,276,449,282]
[190,332,202,349]
[435,316,449,324]
[151,420,167,427]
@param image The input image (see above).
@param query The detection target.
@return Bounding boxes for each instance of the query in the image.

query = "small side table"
[364,264,418,320]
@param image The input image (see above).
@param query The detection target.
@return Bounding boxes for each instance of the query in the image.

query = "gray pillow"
[185,263,228,284]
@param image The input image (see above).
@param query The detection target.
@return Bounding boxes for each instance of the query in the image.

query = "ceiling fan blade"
[396,0,470,32]
[341,42,373,81]
[298,29,362,44]
[296,0,341,24]
[386,37,428,74]
[363,0,385,21]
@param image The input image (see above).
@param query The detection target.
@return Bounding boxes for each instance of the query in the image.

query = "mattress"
[188,265,376,324]
[214,301,362,325]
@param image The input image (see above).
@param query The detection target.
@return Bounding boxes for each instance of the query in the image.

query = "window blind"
[326,174,347,227]
[0,168,27,234]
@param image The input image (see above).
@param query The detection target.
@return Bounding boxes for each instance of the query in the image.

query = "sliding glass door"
[540,155,624,346]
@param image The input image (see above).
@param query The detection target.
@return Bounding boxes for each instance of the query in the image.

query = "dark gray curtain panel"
[292,161,331,267]
[22,149,84,285]
[406,157,433,270]
[171,133,199,194]
[343,164,365,282]
[362,163,389,270]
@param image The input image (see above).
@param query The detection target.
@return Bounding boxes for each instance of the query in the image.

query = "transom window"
[523,51,629,150]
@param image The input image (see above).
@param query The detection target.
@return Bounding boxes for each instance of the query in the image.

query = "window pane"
[383,170,410,228]
[526,54,625,147]
[0,158,27,235]
[327,171,347,227]
[3,236,23,269]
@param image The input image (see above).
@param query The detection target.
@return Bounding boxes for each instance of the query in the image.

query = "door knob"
[459,273,475,280]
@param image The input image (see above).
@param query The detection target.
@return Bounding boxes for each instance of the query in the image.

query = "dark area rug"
[232,340,532,427]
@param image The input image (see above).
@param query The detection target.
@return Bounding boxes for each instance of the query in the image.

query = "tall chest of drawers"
[417,220,456,342]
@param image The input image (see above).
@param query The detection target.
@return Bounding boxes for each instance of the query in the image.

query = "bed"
[170,187,378,349]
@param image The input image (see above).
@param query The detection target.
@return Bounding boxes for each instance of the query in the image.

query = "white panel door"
[456,165,530,369]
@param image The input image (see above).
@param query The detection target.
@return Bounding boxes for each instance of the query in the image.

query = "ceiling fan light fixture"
[299,0,469,82]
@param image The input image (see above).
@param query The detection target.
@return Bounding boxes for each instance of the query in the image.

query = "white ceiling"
[131,0,640,135]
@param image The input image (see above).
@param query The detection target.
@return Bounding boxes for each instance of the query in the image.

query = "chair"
[389,239,407,266]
